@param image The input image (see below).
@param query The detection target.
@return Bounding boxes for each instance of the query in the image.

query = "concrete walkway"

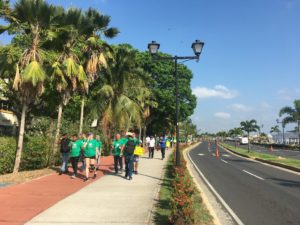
[25,150,172,225]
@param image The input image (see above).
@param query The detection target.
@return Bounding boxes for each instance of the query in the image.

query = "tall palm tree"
[89,45,145,139]
[279,99,300,150]
[240,119,259,152]
[79,8,119,135]
[50,8,90,155]
[2,0,62,172]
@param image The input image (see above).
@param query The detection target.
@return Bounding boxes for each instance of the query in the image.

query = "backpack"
[60,138,70,153]
[124,139,135,155]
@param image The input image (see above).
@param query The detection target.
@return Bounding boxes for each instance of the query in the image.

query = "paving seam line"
[185,143,244,225]
[219,143,300,175]
[146,149,172,225]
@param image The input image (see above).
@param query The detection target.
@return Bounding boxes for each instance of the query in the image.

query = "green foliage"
[137,51,197,134]
[0,137,16,174]
[20,135,52,170]
[22,60,46,86]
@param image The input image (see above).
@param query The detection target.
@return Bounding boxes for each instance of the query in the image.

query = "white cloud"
[229,103,254,112]
[278,89,292,100]
[214,112,231,119]
[192,85,238,99]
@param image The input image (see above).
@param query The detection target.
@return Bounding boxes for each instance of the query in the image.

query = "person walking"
[59,133,70,175]
[95,135,102,170]
[123,132,136,180]
[79,133,87,172]
[68,134,82,179]
[133,132,141,175]
[83,132,98,182]
[148,136,155,158]
[159,136,167,160]
[112,133,123,174]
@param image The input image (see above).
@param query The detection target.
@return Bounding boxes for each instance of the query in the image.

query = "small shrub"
[0,137,16,174]
[20,135,52,171]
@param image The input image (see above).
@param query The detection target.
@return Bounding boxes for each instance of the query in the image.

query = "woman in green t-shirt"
[68,134,82,179]
[83,132,99,182]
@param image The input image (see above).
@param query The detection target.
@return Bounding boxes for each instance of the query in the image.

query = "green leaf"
[63,57,78,77]
[22,61,46,86]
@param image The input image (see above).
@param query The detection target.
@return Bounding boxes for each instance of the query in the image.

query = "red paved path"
[0,156,114,225]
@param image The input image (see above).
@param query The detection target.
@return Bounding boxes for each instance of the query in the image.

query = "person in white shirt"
[148,136,155,158]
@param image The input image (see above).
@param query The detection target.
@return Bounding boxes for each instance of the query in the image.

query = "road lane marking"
[198,153,205,156]
[242,170,264,180]
[221,159,228,164]
[223,154,231,157]
[187,151,245,225]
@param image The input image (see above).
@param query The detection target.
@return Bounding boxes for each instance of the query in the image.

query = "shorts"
[85,156,96,159]
[133,155,139,162]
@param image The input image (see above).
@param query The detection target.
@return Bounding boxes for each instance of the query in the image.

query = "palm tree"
[240,119,260,152]
[279,99,300,150]
[2,0,62,172]
[89,45,145,139]
[270,125,280,134]
[79,8,119,135]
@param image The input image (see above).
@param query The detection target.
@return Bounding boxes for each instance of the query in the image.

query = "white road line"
[221,159,228,164]
[242,170,264,180]
[198,153,205,156]
[187,152,244,225]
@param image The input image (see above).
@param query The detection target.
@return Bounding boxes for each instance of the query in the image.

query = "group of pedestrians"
[59,132,102,182]
[145,135,172,160]
[59,131,142,181]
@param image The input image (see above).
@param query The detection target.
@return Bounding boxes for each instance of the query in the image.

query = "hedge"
[0,137,16,174]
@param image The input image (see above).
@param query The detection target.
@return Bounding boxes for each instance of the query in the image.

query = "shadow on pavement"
[267,177,300,188]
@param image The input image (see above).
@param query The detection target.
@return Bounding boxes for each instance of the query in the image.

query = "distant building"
[0,100,18,136]
[271,131,299,145]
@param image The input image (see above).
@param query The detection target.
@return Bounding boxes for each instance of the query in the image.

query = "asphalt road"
[189,142,300,225]
[225,141,300,160]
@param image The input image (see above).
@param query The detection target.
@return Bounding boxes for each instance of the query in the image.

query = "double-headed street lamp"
[276,119,286,145]
[147,40,204,166]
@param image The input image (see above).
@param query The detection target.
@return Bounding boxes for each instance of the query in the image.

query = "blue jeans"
[60,152,69,172]
[125,154,134,178]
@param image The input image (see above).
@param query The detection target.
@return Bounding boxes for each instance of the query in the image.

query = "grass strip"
[221,142,300,170]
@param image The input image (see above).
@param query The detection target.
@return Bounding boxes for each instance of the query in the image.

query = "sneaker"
[59,171,63,175]
[129,177,132,180]
[83,177,89,182]
[135,171,138,175]
[93,174,97,179]
[71,174,76,179]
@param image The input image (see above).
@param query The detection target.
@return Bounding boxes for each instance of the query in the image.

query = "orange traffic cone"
[216,145,219,157]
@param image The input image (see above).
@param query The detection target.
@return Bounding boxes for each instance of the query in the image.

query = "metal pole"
[283,124,285,145]
[175,57,180,166]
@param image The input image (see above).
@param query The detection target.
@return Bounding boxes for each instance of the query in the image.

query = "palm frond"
[13,64,21,90]
[22,60,45,86]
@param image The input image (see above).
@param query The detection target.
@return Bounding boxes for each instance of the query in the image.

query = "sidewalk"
[25,150,171,225]
[0,156,114,225]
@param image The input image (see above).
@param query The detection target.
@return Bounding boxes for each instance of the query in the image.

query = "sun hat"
[126,132,134,137]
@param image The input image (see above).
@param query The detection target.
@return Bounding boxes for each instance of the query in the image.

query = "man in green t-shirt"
[112,133,123,174]
[83,132,99,182]
[68,134,82,179]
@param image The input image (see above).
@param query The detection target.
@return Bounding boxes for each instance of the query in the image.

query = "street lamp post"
[147,40,204,166]
[276,119,285,145]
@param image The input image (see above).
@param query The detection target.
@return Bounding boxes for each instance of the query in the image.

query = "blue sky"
[2,0,300,133]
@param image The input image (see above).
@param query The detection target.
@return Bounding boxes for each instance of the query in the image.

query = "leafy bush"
[169,149,195,225]
[0,137,16,174]
[20,135,52,171]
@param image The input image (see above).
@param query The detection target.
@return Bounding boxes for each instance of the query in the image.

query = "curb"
[219,143,300,173]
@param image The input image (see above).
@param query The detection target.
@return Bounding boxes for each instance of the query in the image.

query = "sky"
[1,0,300,133]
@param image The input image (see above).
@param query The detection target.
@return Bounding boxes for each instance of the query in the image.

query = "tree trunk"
[13,103,27,173]
[298,120,300,151]
[79,96,85,135]
[143,125,147,147]
[53,103,63,156]
[247,132,250,153]
[139,126,142,143]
